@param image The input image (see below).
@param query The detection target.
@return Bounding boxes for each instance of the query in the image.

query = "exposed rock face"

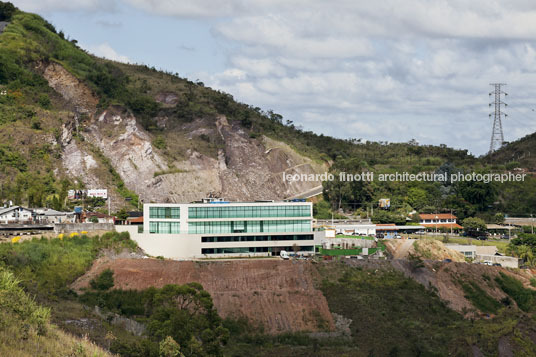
[42,62,98,114]
[155,92,179,106]
[44,63,327,204]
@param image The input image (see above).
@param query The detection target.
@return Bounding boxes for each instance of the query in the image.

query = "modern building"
[116,200,317,259]
[0,206,34,224]
[419,213,462,230]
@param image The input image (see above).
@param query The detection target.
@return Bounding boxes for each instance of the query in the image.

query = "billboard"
[87,189,108,199]
[379,198,391,208]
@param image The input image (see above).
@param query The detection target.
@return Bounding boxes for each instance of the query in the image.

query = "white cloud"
[83,42,130,63]
[12,0,117,13]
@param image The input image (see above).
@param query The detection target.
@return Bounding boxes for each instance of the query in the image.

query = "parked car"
[492,263,502,267]
[476,235,488,240]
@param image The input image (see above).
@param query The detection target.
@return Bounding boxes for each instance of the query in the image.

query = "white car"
[280,250,290,260]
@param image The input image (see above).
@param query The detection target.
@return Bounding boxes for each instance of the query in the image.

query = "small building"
[475,246,499,256]
[375,224,425,238]
[83,212,115,224]
[0,206,34,224]
[33,208,76,224]
[446,244,476,259]
[419,213,462,231]
[474,254,521,268]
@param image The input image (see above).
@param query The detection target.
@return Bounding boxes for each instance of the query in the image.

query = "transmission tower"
[488,83,508,153]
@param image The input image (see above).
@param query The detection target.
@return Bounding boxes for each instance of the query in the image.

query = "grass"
[461,281,502,314]
[335,234,374,240]
[0,231,136,297]
[495,272,536,312]
[0,266,111,357]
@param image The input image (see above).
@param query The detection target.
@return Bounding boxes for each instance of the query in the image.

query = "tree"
[462,217,486,236]
[159,336,184,357]
[0,1,16,21]
[407,187,428,210]
[89,269,114,291]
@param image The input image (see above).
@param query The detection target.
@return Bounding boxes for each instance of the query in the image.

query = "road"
[286,185,323,200]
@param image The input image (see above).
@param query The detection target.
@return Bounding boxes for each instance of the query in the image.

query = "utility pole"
[489,83,508,153]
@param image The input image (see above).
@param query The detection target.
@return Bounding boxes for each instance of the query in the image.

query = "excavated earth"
[72,258,335,334]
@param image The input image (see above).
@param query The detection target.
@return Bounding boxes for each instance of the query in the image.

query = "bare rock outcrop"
[42,62,98,114]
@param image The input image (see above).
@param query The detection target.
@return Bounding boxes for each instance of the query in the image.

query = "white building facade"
[117,201,317,259]
[0,206,34,224]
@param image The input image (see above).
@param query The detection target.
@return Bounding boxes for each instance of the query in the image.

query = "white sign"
[87,189,108,199]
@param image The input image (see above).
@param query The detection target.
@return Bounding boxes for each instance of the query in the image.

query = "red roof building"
[418,213,462,229]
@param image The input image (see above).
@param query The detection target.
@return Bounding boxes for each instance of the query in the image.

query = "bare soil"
[72,258,335,334]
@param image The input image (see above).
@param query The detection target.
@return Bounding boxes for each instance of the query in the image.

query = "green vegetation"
[79,283,229,357]
[507,233,536,266]
[89,268,114,291]
[495,273,536,312]
[0,266,111,356]
[0,231,135,297]
[461,281,502,314]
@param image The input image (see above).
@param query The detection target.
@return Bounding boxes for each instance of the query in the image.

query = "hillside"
[484,131,536,171]
[0,267,111,357]
[0,2,535,218]
[0,4,479,209]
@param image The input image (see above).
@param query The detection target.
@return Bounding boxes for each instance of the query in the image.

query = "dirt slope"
[385,238,465,262]
[72,258,334,334]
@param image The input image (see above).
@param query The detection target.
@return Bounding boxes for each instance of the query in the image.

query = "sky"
[10,0,536,155]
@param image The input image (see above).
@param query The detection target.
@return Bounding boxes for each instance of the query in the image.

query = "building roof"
[475,246,499,255]
[128,216,144,223]
[84,212,114,218]
[34,208,74,216]
[421,223,462,229]
[376,225,426,231]
[0,206,32,215]
[419,213,457,220]
[486,224,514,230]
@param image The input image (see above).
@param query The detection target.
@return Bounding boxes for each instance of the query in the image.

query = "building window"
[188,220,311,234]
[201,245,314,255]
[149,207,180,219]
[201,234,314,242]
[149,221,180,234]
[188,205,311,219]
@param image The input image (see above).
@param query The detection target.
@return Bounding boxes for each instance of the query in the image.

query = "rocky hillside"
[0,5,328,209]
[1,3,534,213]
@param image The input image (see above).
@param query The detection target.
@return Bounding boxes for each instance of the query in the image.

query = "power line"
[489,83,507,154]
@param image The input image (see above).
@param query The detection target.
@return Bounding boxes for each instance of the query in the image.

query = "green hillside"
[484,132,536,171]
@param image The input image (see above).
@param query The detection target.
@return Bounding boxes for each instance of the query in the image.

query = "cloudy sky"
[11,0,536,155]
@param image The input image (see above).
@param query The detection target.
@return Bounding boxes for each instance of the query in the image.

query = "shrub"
[0,1,16,21]
[495,273,535,312]
[89,268,114,291]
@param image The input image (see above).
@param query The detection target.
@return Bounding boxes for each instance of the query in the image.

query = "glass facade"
[188,205,310,219]
[201,245,314,255]
[149,207,180,219]
[149,221,180,234]
[201,234,314,243]
[188,220,311,234]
